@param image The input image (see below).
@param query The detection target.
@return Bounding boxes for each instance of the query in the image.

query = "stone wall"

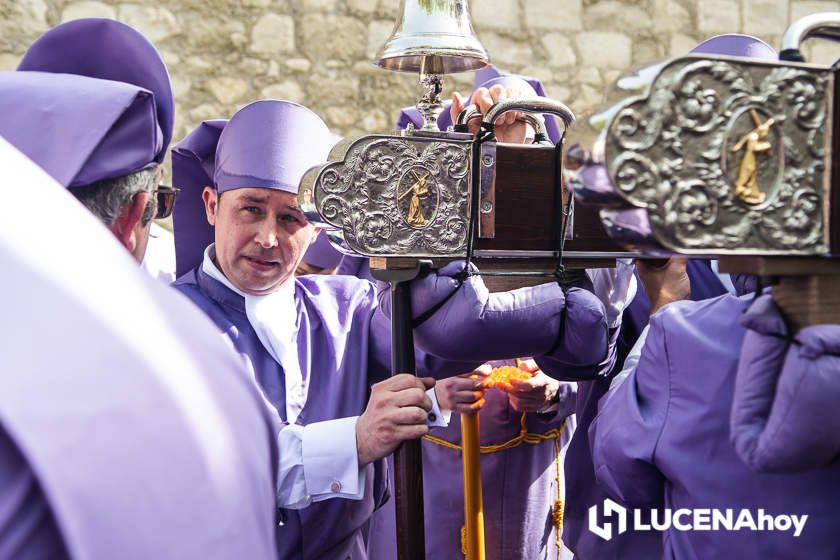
[2,0,840,146]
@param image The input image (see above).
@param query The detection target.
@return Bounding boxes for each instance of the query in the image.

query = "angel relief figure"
[730,109,775,205]
[398,168,432,227]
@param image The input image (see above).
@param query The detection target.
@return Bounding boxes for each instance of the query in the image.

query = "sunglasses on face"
[154,185,180,219]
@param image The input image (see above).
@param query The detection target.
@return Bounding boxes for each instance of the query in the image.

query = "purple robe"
[347,262,608,558]
[731,294,840,472]
[173,267,482,559]
[174,262,611,558]
[393,66,624,558]
[546,260,726,559]
[0,137,278,559]
[591,294,840,557]
[368,371,577,559]
[0,426,66,559]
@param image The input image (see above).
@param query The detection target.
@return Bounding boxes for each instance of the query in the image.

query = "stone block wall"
[2,0,840,146]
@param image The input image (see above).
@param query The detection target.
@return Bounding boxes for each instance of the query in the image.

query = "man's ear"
[110,192,149,254]
[202,186,218,226]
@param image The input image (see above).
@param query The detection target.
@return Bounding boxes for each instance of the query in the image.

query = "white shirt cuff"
[427,387,451,427]
[303,417,366,504]
[276,417,367,510]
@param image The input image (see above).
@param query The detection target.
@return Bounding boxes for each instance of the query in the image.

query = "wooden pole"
[371,260,432,560]
[460,411,486,560]
[391,279,426,560]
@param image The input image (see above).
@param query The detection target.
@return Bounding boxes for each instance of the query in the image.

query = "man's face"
[203,186,318,295]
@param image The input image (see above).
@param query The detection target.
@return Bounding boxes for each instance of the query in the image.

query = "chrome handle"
[482,97,575,133]
[781,12,840,60]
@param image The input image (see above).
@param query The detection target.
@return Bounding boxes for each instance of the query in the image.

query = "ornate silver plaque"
[300,132,474,257]
[604,56,833,255]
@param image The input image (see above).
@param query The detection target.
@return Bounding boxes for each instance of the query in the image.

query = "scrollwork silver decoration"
[310,134,472,256]
[605,57,831,254]
[613,153,660,198]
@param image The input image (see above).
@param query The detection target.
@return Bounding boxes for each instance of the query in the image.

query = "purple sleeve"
[377,262,608,367]
[0,428,68,560]
[535,321,621,382]
[589,312,669,508]
[730,295,840,472]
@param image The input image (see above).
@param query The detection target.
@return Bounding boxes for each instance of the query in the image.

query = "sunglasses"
[154,185,180,219]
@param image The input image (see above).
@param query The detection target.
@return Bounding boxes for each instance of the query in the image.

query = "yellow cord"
[424,413,565,453]
[425,413,566,556]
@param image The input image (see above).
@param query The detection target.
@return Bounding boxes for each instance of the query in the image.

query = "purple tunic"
[173,267,484,559]
[368,377,577,560]
[174,261,611,558]
[547,260,727,559]
[0,426,66,559]
[591,294,840,557]
[0,138,278,559]
[350,266,609,557]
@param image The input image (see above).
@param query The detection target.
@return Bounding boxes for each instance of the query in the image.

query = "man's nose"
[254,220,279,249]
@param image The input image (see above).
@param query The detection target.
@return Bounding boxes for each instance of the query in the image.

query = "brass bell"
[374,0,490,74]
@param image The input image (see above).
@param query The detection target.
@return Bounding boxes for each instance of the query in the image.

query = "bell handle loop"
[781,12,840,61]
[482,97,575,135]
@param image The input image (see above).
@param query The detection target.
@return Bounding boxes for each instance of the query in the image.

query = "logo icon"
[588,498,628,541]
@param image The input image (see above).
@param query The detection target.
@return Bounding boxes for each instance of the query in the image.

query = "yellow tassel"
[553,438,564,555]
[552,499,564,530]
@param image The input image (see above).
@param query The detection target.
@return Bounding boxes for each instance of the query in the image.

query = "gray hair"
[69,166,159,227]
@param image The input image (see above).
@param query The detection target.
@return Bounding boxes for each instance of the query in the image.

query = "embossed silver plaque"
[604,55,833,255]
[300,131,474,257]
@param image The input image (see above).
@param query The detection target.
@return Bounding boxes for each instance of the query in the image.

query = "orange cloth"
[486,366,533,390]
